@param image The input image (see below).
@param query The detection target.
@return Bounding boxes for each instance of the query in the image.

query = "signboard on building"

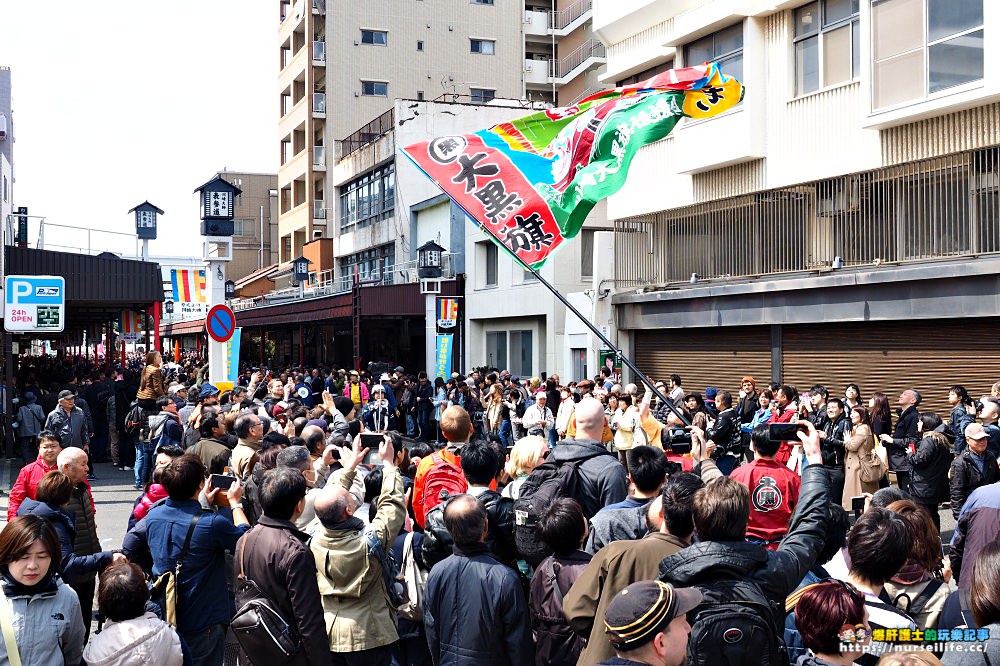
[436,297,459,330]
[4,275,65,332]
[435,334,453,380]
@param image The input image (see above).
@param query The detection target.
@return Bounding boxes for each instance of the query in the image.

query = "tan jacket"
[136,365,164,401]
[563,531,688,664]
[230,438,262,481]
[310,466,406,653]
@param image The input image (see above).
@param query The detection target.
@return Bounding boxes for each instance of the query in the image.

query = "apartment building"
[276,0,523,264]
[0,67,13,246]
[216,171,279,281]
[598,0,1000,416]
[523,0,608,106]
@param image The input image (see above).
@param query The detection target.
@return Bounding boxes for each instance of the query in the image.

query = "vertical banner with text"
[435,334,453,381]
[226,328,242,385]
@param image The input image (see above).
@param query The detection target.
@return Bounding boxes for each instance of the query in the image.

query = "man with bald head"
[310,433,405,664]
[422,494,532,666]
[548,396,627,518]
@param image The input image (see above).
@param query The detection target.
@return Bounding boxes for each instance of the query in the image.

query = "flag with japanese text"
[401,62,743,269]
[119,310,143,342]
[171,269,207,303]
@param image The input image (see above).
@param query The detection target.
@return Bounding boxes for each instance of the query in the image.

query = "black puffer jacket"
[423,489,517,569]
[658,463,830,606]
[64,482,102,585]
[950,449,1000,519]
[907,431,953,505]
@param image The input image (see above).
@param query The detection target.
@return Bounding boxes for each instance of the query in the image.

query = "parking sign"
[4,275,66,332]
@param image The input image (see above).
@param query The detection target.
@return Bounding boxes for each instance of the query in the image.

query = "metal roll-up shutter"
[634,326,772,395]
[782,318,1000,418]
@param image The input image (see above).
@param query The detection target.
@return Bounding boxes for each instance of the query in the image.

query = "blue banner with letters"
[226,328,242,385]
[435,334,453,381]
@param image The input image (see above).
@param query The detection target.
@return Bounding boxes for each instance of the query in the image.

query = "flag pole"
[476,224,691,426]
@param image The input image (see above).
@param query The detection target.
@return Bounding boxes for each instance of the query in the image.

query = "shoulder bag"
[149,512,202,627]
[0,591,22,666]
[859,434,888,483]
[230,529,301,662]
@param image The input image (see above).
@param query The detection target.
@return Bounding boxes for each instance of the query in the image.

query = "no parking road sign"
[205,304,236,343]
[4,275,65,333]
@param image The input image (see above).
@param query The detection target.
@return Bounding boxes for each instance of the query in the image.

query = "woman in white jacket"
[83,561,184,666]
[0,515,85,666]
[555,388,576,440]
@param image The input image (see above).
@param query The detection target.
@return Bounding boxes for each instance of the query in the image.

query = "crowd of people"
[1,352,1000,665]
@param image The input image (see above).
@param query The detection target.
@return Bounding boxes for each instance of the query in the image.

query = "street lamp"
[193,175,241,236]
[292,256,311,284]
[224,280,236,299]
[417,240,445,279]
[164,301,174,315]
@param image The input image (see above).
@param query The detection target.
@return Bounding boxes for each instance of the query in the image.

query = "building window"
[417,40,424,51]
[684,23,743,86]
[470,88,495,103]
[338,244,396,283]
[471,39,495,55]
[485,242,498,286]
[523,268,537,282]
[486,331,507,370]
[472,0,494,4]
[510,330,533,376]
[580,229,595,280]
[362,81,388,96]
[872,0,983,109]
[339,163,395,232]
[793,0,860,96]
[233,219,256,237]
[417,90,425,101]
[615,60,673,87]
[361,30,388,45]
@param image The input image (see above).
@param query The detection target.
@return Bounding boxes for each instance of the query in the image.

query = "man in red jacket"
[729,424,801,550]
[8,431,62,520]
[767,384,800,464]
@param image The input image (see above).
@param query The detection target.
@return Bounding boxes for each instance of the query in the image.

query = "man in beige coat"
[230,412,264,481]
[311,433,405,665]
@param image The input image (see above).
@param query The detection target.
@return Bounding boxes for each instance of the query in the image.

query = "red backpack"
[421,453,468,517]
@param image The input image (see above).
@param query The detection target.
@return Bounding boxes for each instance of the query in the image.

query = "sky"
[0,1,276,259]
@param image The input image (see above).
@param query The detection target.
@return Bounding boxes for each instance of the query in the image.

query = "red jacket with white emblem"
[729,458,801,549]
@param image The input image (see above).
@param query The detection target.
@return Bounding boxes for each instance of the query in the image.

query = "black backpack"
[513,451,602,567]
[686,578,787,666]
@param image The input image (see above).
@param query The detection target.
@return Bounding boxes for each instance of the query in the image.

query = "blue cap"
[199,383,220,397]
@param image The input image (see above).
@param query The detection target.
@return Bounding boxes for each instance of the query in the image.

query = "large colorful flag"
[171,269,207,303]
[436,297,459,329]
[120,309,143,342]
[401,62,743,269]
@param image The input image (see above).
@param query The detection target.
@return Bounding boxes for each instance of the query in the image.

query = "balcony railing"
[231,254,458,311]
[549,0,591,30]
[550,39,606,80]
[313,146,326,167]
[614,147,1000,287]
[314,200,327,219]
[313,92,326,113]
[312,41,326,64]
[339,108,394,156]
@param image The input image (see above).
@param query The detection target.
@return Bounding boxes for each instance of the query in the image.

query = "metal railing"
[549,0,592,30]
[231,254,458,311]
[614,147,1000,287]
[569,85,610,105]
[338,108,394,156]
[551,39,606,79]
[314,200,327,219]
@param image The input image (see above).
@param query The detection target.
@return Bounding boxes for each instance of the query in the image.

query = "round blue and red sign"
[205,304,236,343]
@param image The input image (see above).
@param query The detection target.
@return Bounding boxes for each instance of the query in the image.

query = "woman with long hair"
[842,406,879,507]
[868,392,893,440]
[0,515,85,665]
[883,499,950,631]
[135,350,165,411]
